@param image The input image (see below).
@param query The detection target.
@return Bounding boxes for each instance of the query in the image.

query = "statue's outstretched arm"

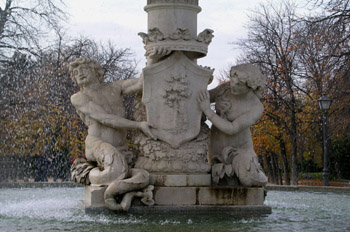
[210,104,263,135]
[117,74,143,95]
[71,92,157,139]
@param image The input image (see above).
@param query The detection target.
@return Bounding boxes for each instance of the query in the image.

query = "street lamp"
[318,95,333,186]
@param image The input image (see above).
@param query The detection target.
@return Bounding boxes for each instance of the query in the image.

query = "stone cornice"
[147,0,198,5]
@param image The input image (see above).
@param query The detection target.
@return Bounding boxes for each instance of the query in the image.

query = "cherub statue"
[197,63,268,187]
[69,58,156,211]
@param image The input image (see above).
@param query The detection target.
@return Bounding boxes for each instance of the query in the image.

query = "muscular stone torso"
[77,84,127,153]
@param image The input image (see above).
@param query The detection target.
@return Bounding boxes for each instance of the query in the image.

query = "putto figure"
[69,58,155,211]
[197,63,268,187]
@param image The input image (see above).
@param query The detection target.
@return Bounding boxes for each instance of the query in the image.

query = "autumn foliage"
[234,0,350,184]
[0,38,137,181]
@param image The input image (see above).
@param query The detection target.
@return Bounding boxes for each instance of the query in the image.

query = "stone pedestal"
[82,184,270,215]
[82,175,269,214]
[84,185,107,208]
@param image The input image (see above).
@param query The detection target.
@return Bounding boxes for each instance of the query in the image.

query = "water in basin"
[0,187,349,231]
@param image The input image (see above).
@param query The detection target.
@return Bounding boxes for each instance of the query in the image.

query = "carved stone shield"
[142,52,213,148]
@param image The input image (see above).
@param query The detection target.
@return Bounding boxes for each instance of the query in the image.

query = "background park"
[0,0,349,186]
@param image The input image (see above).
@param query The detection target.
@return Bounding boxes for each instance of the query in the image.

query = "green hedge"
[299,172,323,180]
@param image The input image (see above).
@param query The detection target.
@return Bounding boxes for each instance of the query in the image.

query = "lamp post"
[318,95,333,186]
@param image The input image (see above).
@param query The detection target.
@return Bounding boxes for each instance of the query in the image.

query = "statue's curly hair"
[215,64,266,120]
[69,58,105,83]
[229,63,266,95]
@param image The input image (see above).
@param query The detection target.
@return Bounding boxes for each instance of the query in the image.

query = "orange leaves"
[252,116,281,155]
[1,91,86,159]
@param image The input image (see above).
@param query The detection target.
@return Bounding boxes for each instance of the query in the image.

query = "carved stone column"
[145,0,201,38]
[134,0,214,181]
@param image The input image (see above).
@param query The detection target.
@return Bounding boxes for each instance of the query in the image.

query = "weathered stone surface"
[198,187,265,205]
[152,186,265,206]
[154,187,197,205]
[84,204,272,216]
[142,52,213,148]
[149,174,211,187]
[133,123,211,173]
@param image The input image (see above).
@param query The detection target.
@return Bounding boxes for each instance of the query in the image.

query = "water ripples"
[0,187,349,231]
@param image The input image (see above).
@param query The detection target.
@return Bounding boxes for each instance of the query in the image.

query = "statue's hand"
[147,47,172,65]
[148,47,171,59]
[139,122,157,140]
[197,90,211,112]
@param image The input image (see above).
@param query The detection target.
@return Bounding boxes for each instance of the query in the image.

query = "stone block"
[84,185,107,207]
[150,174,211,187]
[153,186,265,206]
[198,187,264,205]
[154,187,197,205]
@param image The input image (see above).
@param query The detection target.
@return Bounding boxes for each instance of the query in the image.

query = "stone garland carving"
[169,28,192,41]
[132,94,211,173]
[133,125,211,173]
[69,58,156,212]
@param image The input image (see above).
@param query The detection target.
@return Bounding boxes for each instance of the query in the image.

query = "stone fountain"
[70,0,271,215]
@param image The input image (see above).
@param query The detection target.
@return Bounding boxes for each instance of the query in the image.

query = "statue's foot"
[141,197,155,206]
[140,185,155,206]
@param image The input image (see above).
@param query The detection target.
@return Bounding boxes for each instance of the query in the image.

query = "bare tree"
[235,1,301,185]
[309,0,349,20]
[307,0,350,58]
[0,0,67,62]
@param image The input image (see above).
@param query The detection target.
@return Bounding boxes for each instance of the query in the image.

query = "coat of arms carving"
[142,52,213,148]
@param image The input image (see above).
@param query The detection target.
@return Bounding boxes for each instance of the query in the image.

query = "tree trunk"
[290,128,298,185]
[264,153,274,184]
[279,134,291,185]
[298,134,305,173]
[273,152,283,185]
[0,1,12,37]
[285,74,298,186]
[271,152,281,185]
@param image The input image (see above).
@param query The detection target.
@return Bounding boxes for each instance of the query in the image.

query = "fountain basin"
[1,187,349,231]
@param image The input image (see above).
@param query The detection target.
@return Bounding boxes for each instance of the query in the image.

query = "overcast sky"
[65,0,308,87]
